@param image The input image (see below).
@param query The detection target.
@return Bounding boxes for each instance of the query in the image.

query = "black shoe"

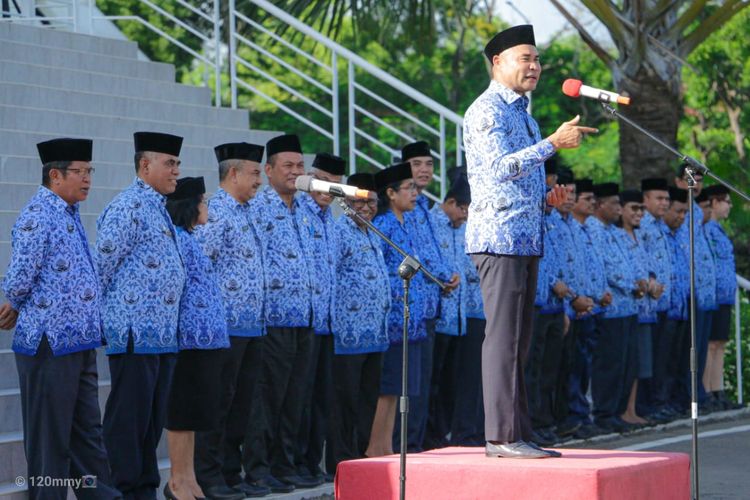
[529,429,556,447]
[233,482,270,498]
[573,423,599,440]
[163,484,177,500]
[299,473,324,487]
[555,419,582,437]
[485,440,551,459]
[525,440,562,457]
[203,485,247,500]
[277,474,320,489]
[249,476,294,494]
[323,473,335,483]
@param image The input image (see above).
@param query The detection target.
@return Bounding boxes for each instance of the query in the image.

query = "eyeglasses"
[396,182,418,193]
[351,199,378,208]
[65,167,95,178]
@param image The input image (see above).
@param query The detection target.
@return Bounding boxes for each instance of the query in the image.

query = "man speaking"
[463,25,597,459]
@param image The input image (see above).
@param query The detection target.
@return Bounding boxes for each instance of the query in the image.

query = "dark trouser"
[328,351,383,470]
[16,337,120,500]
[195,336,264,488]
[104,350,176,500]
[667,319,691,410]
[566,317,597,424]
[695,309,714,403]
[471,254,538,443]
[243,327,312,480]
[425,333,460,449]
[450,318,485,445]
[526,309,565,429]
[641,313,671,413]
[296,333,333,476]
[591,315,637,422]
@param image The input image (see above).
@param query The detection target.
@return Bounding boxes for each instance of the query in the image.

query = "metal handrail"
[736,274,749,404]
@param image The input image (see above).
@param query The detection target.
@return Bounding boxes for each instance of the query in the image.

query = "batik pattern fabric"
[430,205,467,336]
[705,220,736,306]
[331,215,390,354]
[676,203,717,311]
[616,230,653,323]
[665,226,689,321]
[636,211,672,314]
[95,178,185,354]
[463,80,555,256]
[567,217,609,318]
[3,187,102,356]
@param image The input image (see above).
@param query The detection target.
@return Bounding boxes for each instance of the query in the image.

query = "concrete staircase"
[0,21,294,499]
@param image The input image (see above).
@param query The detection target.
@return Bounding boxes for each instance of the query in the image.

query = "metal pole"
[229,0,237,109]
[687,175,699,500]
[332,51,340,155]
[347,61,356,174]
[399,278,410,500]
[213,0,221,107]
[736,288,743,405]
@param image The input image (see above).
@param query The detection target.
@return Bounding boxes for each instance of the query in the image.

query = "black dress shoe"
[525,441,562,457]
[203,485,247,500]
[277,474,320,489]
[163,484,177,500]
[233,482,270,498]
[485,440,551,459]
[529,428,556,447]
[555,419,582,437]
[249,476,294,494]
[323,473,335,483]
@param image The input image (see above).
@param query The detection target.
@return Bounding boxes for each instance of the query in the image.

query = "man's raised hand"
[548,115,598,150]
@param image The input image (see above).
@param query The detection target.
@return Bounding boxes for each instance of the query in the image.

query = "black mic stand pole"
[600,102,750,500]
[337,198,446,500]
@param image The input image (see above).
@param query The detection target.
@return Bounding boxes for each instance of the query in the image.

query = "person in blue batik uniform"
[368,161,427,457]
[1,139,120,500]
[587,183,644,434]
[423,175,471,449]
[191,142,269,500]
[662,188,691,413]
[96,132,186,500]
[673,163,717,409]
[400,141,461,452]
[328,173,391,471]
[243,135,318,492]
[163,177,231,500]
[464,24,594,459]
[295,153,345,484]
[702,184,739,410]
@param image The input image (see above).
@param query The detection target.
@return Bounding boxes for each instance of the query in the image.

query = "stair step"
[0,23,138,59]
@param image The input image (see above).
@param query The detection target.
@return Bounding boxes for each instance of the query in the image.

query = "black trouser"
[666,319,691,410]
[641,313,671,412]
[328,351,383,471]
[296,333,333,476]
[525,309,565,429]
[243,327,313,480]
[471,254,538,443]
[104,349,176,500]
[450,318,485,445]
[425,333,460,449]
[16,337,120,500]
[591,315,637,422]
[194,336,264,488]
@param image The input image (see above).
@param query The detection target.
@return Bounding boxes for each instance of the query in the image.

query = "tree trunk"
[614,68,683,187]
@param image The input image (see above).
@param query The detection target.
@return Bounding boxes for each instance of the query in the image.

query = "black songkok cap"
[544,156,558,176]
[375,162,413,191]
[484,24,536,61]
[347,173,376,192]
[703,184,730,199]
[446,165,468,187]
[695,190,708,204]
[401,141,432,162]
[214,142,264,163]
[619,189,643,205]
[575,178,594,194]
[266,134,302,157]
[669,186,688,204]
[445,176,471,205]
[593,182,620,198]
[641,177,669,192]
[312,152,346,176]
[37,138,92,164]
[168,176,205,201]
[134,131,183,156]
[557,166,575,186]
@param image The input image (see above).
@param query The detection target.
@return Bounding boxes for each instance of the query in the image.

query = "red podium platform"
[335,447,690,500]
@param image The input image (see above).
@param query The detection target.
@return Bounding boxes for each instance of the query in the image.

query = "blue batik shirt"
[534,215,559,312]
[665,225,689,321]
[676,204,717,311]
[3,187,102,356]
[96,178,185,355]
[430,205,468,336]
[299,193,337,335]
[406,195,454,319]
[249,186,313,328]
[194,189,265,337]
[175,227,230,350]
[538,211,579,314]
[635,211,672,314]
[568,217,608,318]
[373,210,427,344]
[463,80,556,256]
[586,218,638,319]
[617,230,653,323]
[705,220,736,305]
[331,215,390,355]
[462,229,485,321]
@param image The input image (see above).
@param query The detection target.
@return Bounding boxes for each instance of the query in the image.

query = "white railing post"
[736,287,743,404]
[348,60,356,174]
[455,125,462,167]
[332,51,339,156]
[229,0,237,109]
[72,0,78,32]
[439,114,446,199]
[213,0,221,107]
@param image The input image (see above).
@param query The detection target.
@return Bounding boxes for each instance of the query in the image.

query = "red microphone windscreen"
[562,79,583,98]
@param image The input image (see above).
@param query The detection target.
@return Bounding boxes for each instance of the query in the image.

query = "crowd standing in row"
[0,129,739,499]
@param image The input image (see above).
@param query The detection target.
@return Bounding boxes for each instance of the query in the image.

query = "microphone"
[562,79,631,105]
[295,175,373,199]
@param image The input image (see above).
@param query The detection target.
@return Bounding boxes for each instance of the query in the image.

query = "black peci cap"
[556,166,575,186]
[593,182,619,198]
[312,152,346,176]
[266,134,302,157]
[641,177,668,192]
[168,176,205,201]
[134,131,183,156]
[619,189,643,205]
[347,173,376,191]
[214,142,264,163]
[575,178,594,194]
[37,138,92,164]
[703,184,730,199]
[374,162,413,191]
[484,24,536,61]
[401,141,432,162]
[668,186,688,204]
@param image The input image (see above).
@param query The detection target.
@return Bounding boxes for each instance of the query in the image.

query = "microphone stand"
[337,198,446,500]
[600,102,750,500]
